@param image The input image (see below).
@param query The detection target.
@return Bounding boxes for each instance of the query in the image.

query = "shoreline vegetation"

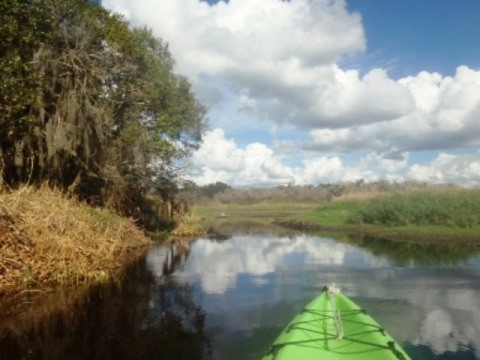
[1,183,479,329]
[1,0,206,308]
[188,185,480,245]
[0,186,151,299]
[0,185,205,331]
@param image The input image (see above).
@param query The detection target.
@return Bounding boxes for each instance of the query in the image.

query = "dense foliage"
[0,0,206,228]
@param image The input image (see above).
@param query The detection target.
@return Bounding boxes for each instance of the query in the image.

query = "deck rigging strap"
[327,284,344,340]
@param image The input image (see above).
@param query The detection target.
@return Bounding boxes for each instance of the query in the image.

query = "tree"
[0,0,52,180]
[0,0,207,228]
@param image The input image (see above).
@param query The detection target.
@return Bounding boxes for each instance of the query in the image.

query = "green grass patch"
[280,193,480,242]
[287,201,352,227]
[192,192,480,243]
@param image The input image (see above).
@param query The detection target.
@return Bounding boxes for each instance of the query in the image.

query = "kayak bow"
[262,286,411,360]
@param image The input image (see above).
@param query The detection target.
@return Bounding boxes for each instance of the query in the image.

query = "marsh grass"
[347,189,480,228]
[0,186,151,296]
[190,203,317,231]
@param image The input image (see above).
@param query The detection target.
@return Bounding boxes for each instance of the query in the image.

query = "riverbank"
[190,189,480,244]
[0,186,152,298]
[278,192,480,244]
[275,219,480,244]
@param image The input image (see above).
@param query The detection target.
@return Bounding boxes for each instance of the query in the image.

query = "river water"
[1,229,480,359]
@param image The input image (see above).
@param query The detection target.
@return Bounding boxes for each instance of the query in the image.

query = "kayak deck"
[262,287,411,360]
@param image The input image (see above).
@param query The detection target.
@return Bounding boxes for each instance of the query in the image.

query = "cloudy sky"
[102,0,480,187]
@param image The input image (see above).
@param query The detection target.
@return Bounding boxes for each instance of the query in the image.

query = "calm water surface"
[1,231,480,359]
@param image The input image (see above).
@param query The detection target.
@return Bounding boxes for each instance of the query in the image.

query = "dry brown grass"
[168,219,206,239]
[0,185,151,296]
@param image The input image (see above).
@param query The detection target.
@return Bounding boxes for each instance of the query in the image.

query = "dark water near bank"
[1,230,480,360]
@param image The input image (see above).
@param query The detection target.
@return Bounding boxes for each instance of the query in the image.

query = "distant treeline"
[179,180,456,205]
[0,0,206,229]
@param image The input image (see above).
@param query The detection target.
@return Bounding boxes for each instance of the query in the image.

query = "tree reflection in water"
[0,244,212,360]
[163,240,192,275]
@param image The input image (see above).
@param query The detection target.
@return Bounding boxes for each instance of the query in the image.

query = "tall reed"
[347,189,480,228]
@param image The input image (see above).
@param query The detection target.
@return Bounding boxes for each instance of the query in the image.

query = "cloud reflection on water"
[178,235,389,294]
[145,234,480,358]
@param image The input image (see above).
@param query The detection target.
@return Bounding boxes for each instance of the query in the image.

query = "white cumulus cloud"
[408,152,480,187]
[191,129,295,186]
[190,129,480,187]
[308,66,480,152]
[102,0,480,187]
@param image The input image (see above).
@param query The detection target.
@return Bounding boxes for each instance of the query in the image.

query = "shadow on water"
[0,247,212,360]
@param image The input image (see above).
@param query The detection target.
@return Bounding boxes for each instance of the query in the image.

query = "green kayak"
[262,286,411,360]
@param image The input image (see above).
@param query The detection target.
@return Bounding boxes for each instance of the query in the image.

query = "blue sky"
[103,0,480,187]
[346,0,480,77]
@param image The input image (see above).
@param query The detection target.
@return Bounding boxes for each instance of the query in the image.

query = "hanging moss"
[1,0,207,230]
